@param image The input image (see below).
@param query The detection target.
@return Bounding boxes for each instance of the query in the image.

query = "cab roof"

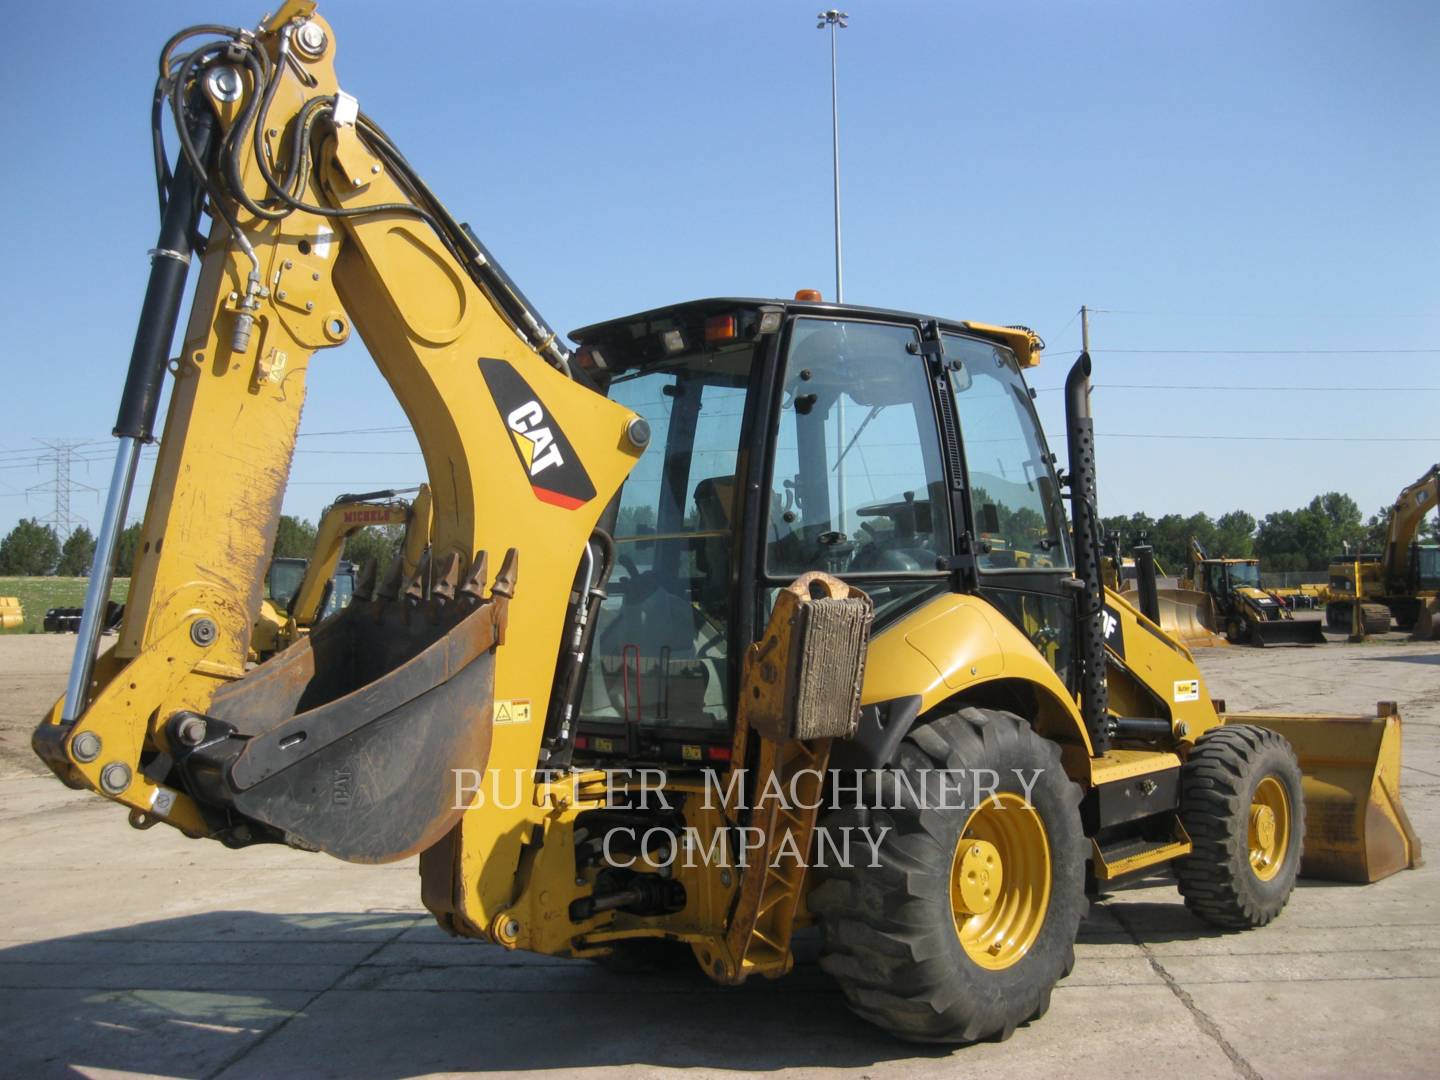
[569,297,1043,367]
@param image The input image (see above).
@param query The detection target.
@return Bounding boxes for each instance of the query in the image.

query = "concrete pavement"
[2,633,1436,1079]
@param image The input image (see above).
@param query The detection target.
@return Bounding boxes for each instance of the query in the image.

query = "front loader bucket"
[1129,587,1229,648]
[1227,704,1421,882]
[169,551,515,864]
[1249,617,1328,647]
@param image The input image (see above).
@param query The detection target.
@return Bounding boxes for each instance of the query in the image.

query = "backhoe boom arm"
[35,5,642,888]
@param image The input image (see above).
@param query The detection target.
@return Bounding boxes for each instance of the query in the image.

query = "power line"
[1098,432,1439,443]
[1032,383,1440,393]
[1092,347,1440,355]
[1088,306,1440,320]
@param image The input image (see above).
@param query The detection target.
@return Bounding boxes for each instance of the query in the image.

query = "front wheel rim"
[950,792,1052,970]
[1248,775,1291,881]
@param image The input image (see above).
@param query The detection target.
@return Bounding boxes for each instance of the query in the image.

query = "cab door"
[943,332,1077,686]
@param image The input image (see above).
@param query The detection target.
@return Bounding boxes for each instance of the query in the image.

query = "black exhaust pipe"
[1065,354,1111,755]
[1134,544,1161,624]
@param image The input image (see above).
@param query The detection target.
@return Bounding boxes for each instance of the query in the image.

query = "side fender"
[857,593,1094,759]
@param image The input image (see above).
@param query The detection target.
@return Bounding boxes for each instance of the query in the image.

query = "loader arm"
[34,4,642,867]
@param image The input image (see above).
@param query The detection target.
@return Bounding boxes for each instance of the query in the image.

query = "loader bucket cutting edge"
[170,551,515,865]
[1248,618,1328,648]
[1224,706,1421,882]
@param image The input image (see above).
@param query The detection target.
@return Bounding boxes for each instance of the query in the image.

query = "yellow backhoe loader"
[33,4,1419,1045]
[1326,465,1440,640]
[1138,538,1324,648]
[1179,539,1327,647]
[251,485,432,657]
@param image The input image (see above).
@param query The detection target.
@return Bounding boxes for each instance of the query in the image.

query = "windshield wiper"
[834,404,882,472]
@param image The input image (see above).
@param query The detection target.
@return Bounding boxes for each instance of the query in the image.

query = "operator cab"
[1207,559,1261,596]
[566,297,1073,765]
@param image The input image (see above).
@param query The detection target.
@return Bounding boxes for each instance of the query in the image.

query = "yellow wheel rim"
[949,792,1051,970]
[1248,775,1290,881]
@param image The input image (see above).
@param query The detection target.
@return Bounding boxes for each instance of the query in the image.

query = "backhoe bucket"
[1248,617,1328,647]
[169,550,515,864]
[1227,704,1421,882]
[1129,587,1229,648]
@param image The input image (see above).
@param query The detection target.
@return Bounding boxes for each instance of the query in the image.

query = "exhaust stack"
[1065,353,1111,755]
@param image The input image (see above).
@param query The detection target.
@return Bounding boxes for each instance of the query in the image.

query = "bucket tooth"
[352,557,378,603]
[403,552,432,607]
[377,551,406,602]
[459,551,490,604]
[492,548,519,601]
[431,550,462,605]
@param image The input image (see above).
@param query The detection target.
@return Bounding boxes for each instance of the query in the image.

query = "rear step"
[1091,819,1192,881]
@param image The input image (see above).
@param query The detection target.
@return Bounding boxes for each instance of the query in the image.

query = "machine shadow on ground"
[0,910,955,1077]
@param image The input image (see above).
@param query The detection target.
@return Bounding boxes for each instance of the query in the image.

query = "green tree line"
[0,514,403,577]
[5,491,1436,579]
[1103,491,1440,575]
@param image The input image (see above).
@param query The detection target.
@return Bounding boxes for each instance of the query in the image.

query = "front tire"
[1175,725,1304,929]
[811,707,1086,1043]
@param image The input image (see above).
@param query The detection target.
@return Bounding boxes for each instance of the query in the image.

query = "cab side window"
[945,335,1071,571]
[768,319,949,579]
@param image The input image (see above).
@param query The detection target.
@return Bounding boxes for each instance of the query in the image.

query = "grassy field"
[0,578,130,634]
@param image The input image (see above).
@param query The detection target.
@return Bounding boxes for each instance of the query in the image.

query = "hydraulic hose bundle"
[152,21,572,370]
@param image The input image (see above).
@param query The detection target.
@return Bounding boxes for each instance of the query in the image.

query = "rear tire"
[811,707,1086,1043]
[1176,725,1304,929]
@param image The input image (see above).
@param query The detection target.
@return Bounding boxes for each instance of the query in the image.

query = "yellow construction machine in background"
[32,3,1419,1047]
[1130,538,1324,648]
[251,486,432,658]
[1326,465,1440,640]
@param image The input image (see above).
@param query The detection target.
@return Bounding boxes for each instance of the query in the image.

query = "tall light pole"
[818,9,848,303]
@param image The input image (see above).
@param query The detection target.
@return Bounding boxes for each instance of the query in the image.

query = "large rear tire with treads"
[812,707,1086,1043]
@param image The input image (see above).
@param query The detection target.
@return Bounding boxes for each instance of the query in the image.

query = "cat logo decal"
[478,359,596,510]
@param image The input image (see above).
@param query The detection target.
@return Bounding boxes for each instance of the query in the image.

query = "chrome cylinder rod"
[62,437,140,722]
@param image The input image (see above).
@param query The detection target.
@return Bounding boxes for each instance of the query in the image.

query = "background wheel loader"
[31,1,1419,1047]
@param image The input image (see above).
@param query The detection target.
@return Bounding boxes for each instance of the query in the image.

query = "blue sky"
[1,0,1436,542]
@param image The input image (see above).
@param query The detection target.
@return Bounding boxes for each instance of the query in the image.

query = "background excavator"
[1326,464,1440,640]
[32,2,1418,1046]
[250,485,432,657]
